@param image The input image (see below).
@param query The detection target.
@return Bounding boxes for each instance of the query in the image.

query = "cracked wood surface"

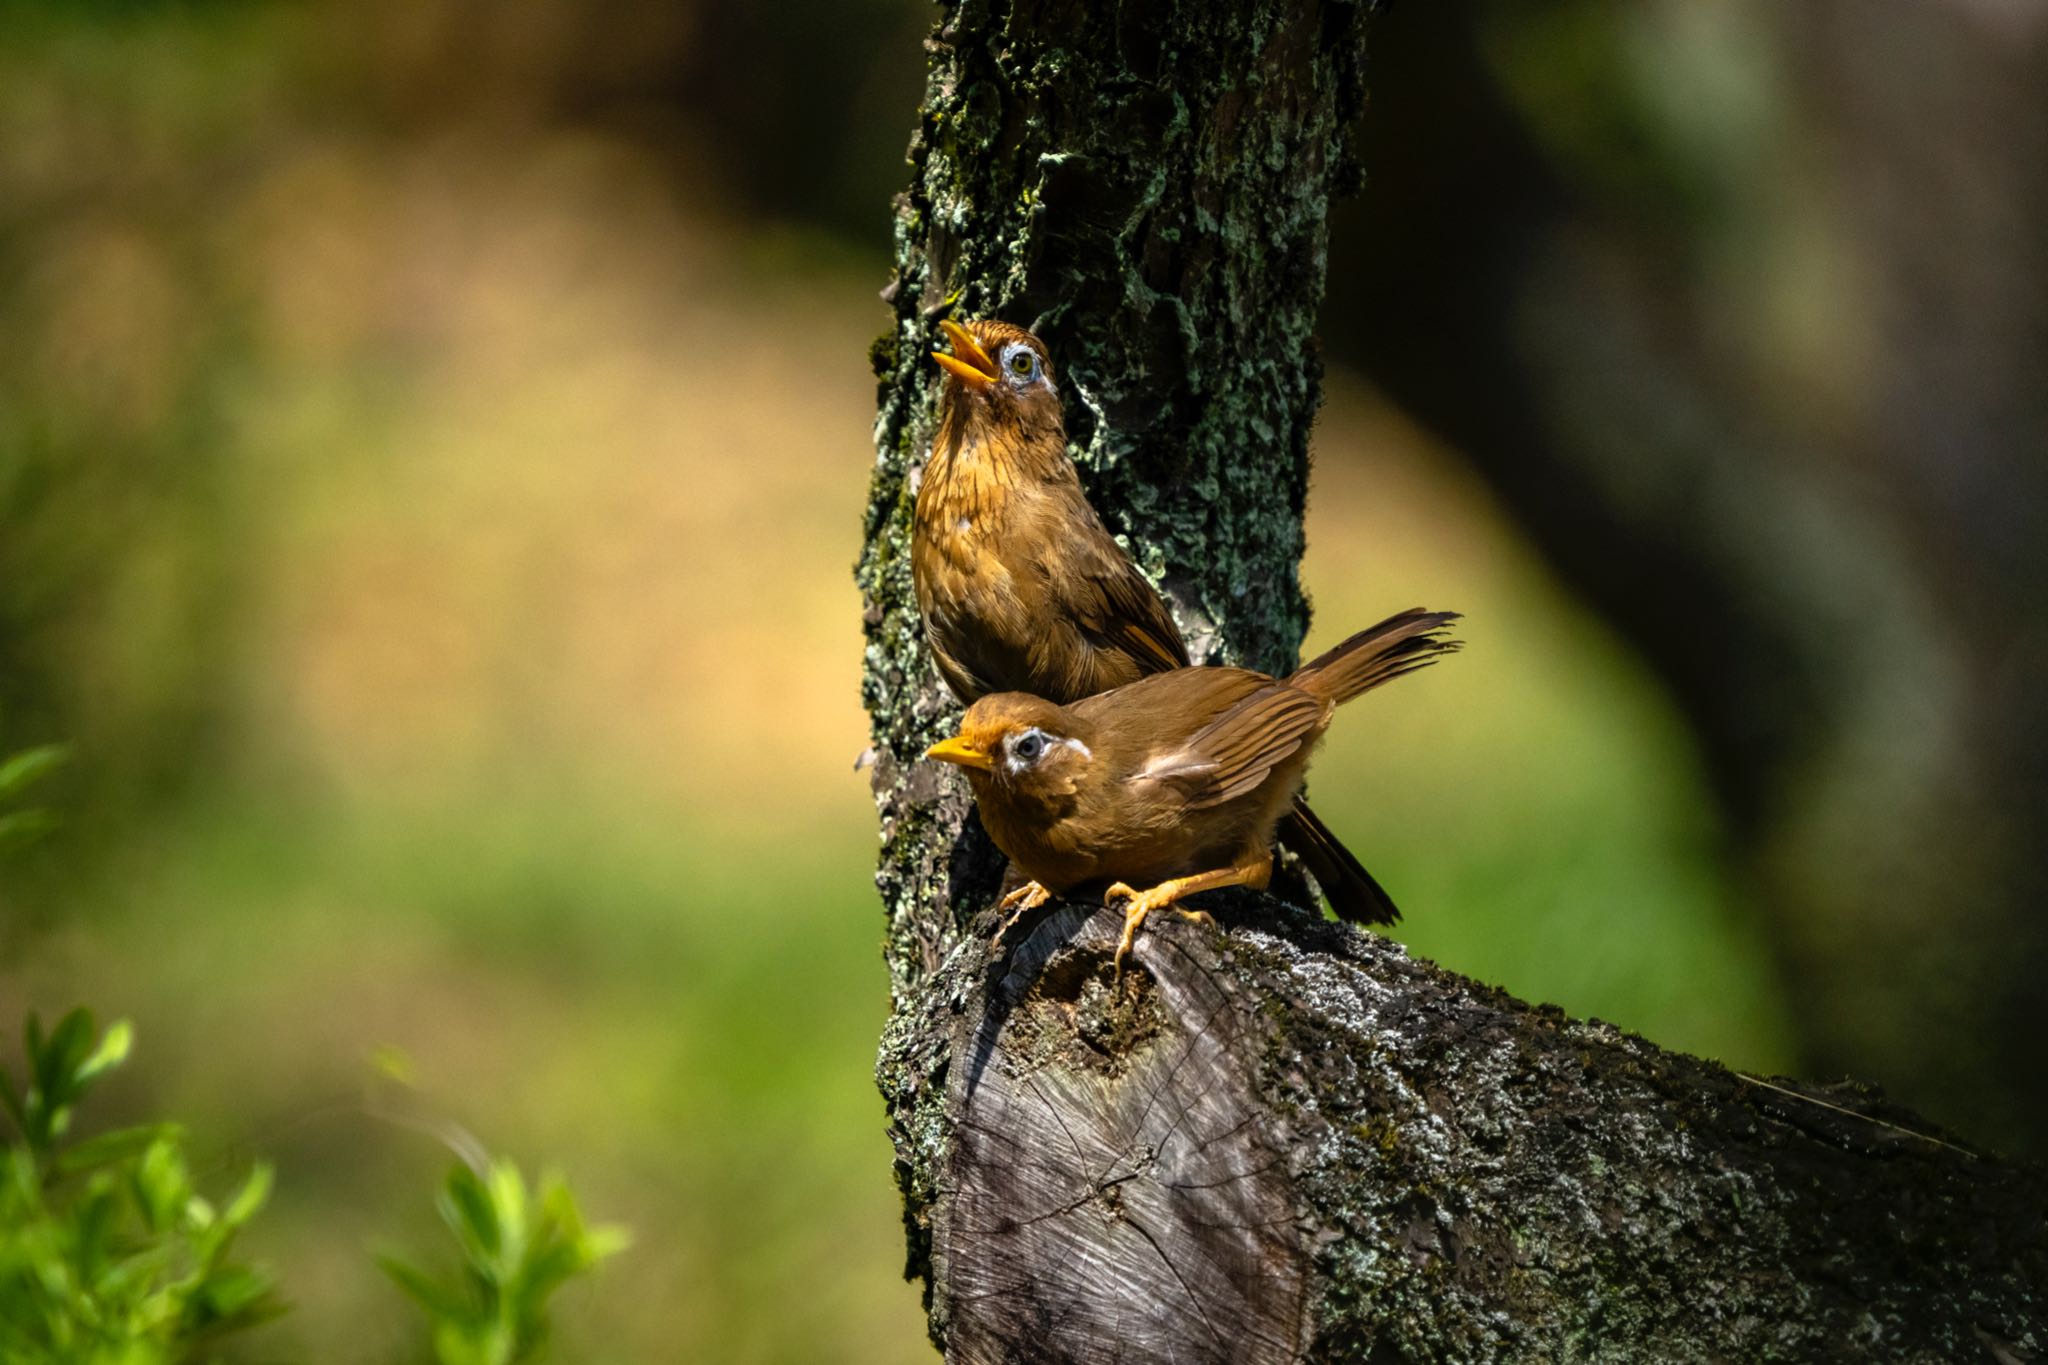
[940,905,1307,1363]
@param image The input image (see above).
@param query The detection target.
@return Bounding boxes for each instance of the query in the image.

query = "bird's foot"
[991,881,1054,950]
[1104,882,1215,978]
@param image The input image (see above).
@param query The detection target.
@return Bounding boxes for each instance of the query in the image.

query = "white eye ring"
[1002,345,1041,385]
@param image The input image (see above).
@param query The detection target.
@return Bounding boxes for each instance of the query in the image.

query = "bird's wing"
[1056,515,1191,676]
[923,613,1003,702]
[1130,680,1324,811]
[917,571,1021,701]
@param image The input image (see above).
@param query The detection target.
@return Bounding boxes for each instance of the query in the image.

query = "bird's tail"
[1277,608,1459,925]
[1287,608,1461,706]
[1279,800,1401,925]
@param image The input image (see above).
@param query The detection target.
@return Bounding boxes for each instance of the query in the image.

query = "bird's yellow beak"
[924,734,993,771]
[931,319,997,390]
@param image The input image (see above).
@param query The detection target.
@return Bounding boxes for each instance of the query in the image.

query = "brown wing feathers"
[1060,513,1192,678]
[1142,610,1459,817]
[1175,686,1326,808]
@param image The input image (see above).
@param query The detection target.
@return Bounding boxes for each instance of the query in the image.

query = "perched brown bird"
[916,317,1407,924]
[923,609,1460,971]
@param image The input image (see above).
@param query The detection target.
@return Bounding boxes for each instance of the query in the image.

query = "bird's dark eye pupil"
[1009,352,1034,376]
[1015,733,1045,760]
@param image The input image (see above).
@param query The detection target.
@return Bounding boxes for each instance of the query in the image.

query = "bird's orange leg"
[991,881,1054,949]
[1104,848,1273,977]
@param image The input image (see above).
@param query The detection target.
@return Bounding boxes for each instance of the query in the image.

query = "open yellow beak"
[931,319,997,389]
[924,735,993,771]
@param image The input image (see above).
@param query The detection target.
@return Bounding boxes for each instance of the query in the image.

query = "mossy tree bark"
[857,1,2048,1360]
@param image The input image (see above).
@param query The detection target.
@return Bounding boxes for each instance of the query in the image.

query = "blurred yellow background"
[15,0,2035,1359]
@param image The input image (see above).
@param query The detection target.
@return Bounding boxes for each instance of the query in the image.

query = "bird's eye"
[1012,731,1047,762]
[1005,347,1040,383]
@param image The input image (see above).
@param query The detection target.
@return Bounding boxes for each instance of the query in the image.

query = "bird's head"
[931,319,1062,439]
[924,692,1095,811]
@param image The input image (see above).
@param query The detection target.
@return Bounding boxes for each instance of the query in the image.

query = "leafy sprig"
[0,1007,282,1365]
[380,1160,628,1365]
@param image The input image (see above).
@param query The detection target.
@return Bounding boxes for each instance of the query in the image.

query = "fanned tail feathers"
[1288,608,1461,707]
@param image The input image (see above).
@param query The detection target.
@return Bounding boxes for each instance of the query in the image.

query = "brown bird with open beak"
[924,609,1460,972]
[916,317,1410,926]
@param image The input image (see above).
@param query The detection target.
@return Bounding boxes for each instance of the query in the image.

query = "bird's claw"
[1104,883,1214,978]
[991,881,1054,950]
[1000,881,1051,912]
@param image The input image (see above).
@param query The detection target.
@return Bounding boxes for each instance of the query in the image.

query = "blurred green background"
[1,0,2040,1360]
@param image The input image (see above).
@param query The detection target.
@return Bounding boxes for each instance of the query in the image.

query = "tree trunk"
[857,1,2048,1360]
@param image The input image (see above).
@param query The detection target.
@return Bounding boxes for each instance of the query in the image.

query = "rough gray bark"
[857,0,2048,1359]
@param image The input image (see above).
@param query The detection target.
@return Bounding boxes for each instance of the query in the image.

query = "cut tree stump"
[906,893,2047,1362]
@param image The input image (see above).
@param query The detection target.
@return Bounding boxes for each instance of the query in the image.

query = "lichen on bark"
[856,0,2048,1359]
[859,0,1375,1314]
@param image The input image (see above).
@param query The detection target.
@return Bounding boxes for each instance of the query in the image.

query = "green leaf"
[52,1123,179,1179]
[35,1009,94,1107]
[484,1160,528,1267]
[75,1019,132,1087]
[0,744,65,798]
[369,1044,417,1087]
[131,1137,190,1233]
[194,1264,283,1323]
[522,1245,602,1318]
[378,1253,469,1321]
[436,1317,504,1365]
[0,1066,26,1136]
[581,1222,631,1262]
[70,1180,120,1271]
[220,1163,273,1230]
[0,808,58,849]
[23,1011,46,1077]
[439,1166,503,1263]
[21,1008,95,1148]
